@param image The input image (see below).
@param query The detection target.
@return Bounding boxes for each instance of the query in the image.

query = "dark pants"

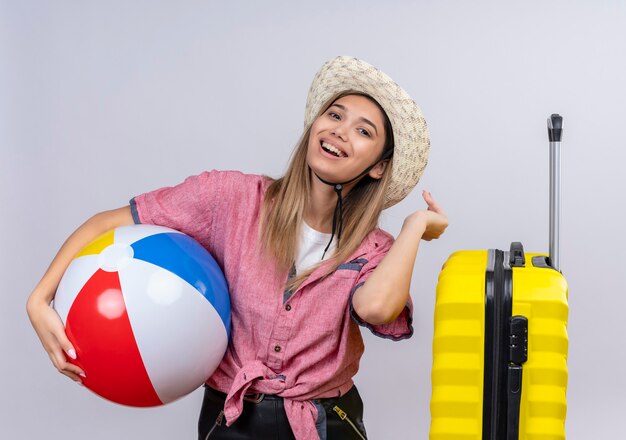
[198,385,368,440]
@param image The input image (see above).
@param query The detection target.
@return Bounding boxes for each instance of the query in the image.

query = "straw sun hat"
[304,56,430,209]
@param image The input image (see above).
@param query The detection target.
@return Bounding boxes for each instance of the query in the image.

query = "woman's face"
[306,94,387,184]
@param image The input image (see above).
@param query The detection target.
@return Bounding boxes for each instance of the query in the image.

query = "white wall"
[2,1,624,438]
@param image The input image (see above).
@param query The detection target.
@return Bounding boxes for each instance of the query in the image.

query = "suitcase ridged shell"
[430,250,568,439]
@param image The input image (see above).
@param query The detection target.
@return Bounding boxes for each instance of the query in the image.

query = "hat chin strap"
[313,149,393,260]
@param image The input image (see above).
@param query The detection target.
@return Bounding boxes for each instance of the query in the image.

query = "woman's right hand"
[26,206,134,383]
[27,296,86,383]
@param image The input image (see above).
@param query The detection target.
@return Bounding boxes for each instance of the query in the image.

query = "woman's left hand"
[403,190,448,241]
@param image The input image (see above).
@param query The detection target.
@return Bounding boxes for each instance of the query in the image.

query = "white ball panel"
[54,255,100,325]
[113,224,182,246]
[118,259,228,403]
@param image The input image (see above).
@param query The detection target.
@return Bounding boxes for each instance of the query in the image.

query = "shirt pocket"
[304,273,358,333]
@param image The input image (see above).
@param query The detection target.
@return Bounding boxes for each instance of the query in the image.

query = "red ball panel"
[65,269,162,407]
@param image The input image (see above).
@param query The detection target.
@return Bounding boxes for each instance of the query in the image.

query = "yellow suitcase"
[430,115,568,440]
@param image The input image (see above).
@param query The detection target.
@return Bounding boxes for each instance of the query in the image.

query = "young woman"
[27,56,448,439]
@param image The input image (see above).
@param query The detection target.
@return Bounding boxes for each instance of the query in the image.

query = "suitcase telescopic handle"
[547,114,563,272]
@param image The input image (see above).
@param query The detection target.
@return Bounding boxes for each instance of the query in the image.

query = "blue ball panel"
[130,233,231,336]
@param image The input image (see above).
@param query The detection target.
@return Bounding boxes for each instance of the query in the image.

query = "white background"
[2,1,624,438]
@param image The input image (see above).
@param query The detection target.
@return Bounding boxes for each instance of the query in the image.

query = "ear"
[368,160,389,180]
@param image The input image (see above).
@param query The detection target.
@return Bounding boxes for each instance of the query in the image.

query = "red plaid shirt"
[131,170,413,439]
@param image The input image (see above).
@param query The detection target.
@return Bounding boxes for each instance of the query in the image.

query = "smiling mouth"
[321,141,347,158]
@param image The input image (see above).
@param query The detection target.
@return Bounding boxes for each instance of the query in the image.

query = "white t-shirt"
[295,222,337,274]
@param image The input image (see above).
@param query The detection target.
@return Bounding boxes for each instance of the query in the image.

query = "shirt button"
[285,304,292,311]
[274,345,282,352]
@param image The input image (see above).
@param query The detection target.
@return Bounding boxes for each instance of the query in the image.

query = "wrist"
[27,289,53,313]
[402,212,428,235]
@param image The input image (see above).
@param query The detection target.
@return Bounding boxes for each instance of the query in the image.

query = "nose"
[331,124,347,141]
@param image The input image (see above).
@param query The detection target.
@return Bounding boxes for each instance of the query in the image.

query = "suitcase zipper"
[483,249,512,440]
[204,410,224,440]
[333,405,366,440]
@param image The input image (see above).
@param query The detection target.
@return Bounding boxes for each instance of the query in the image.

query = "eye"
[358,128,371,137]
[328,111,341,120]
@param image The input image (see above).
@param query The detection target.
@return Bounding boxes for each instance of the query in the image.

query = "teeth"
[321,142,346,157]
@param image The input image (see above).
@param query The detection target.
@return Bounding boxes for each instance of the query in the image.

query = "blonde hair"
[260,91,394,291]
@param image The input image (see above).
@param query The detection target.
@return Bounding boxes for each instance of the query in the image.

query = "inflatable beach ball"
[53,224,231,407]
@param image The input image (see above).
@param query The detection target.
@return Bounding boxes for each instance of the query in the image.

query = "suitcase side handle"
[547,114,563,272]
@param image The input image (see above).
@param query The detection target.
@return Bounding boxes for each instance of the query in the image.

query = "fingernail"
[79,372,87,378]
[75,380,83,386]
[67,349,77,360]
